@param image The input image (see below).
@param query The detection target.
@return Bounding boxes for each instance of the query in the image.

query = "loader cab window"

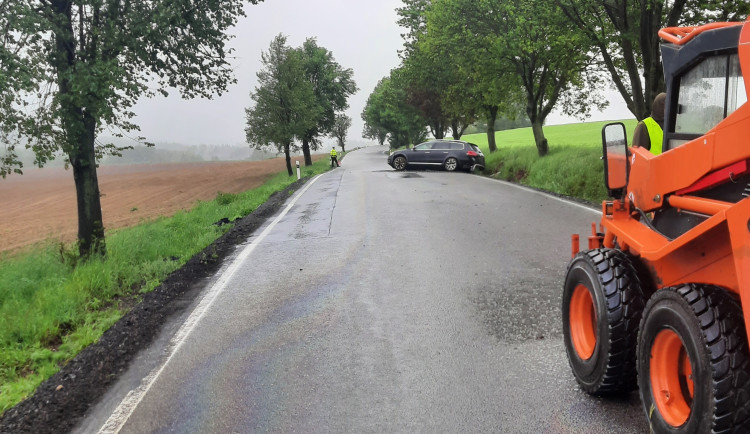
[671,53,746,149]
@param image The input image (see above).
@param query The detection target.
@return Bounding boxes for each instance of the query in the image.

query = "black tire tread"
[673,284,750,433]
[567,248,645,395]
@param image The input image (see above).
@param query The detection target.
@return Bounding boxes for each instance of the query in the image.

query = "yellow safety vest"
[643,117,663,155]
[330,149,337,157]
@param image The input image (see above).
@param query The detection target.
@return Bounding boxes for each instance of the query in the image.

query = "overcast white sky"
[130,0,633,147]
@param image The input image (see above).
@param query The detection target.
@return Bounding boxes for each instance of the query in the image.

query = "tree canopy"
[297,38,357,166]
[332,114,352,153]
[366,0,748,155]
[245,34,319,176]
[0,0,263,257]
[361,74,427,149]
[555,0,750,120]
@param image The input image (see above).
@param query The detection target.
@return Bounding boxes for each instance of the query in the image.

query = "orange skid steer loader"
[563,18,750,432]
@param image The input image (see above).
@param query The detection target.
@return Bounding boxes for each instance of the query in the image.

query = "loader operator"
[632,92,666,155]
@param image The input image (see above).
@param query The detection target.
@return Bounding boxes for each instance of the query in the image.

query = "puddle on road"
[383,172,423,179]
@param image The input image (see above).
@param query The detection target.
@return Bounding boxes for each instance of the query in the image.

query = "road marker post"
[296,160,300,180]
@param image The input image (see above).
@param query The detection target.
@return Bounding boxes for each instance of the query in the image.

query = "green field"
[0,158,332,413]
[463,119,638,202]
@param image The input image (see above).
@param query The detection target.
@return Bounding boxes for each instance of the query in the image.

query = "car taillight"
[467,150,478,157]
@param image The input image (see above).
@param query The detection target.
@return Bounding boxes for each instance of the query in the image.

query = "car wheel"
[562,248,645,395]
[444,157,458,172]
[393,156,407,171]
[637,285,750,433]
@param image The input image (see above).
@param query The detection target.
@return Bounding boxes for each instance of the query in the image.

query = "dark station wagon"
[387,140,485,172]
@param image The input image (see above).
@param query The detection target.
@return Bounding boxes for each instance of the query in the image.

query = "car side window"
[450,143,464,150]
[413,143,431,151]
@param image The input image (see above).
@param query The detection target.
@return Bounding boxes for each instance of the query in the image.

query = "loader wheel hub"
[569,284,597,360]
[650,329,693,427]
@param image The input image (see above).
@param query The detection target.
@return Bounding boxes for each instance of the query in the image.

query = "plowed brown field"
[0,157,320,253]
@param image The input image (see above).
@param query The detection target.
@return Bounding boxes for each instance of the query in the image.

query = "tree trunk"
[486,106,498,153]
[451,119,468,140]
[340,142,346,153]
[302,139,313,166]
[640,0,677,118]
[431,120,445,139]
[70,115,106,257]
[531,119,548,157]
[284,143,293,176]
[52,0,106,257]
[378,132,387,146]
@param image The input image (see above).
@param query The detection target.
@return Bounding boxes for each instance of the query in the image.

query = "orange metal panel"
[602,211,738,291]
[711,105,750,167]
[609,207,728,259]
[652,223,737,291]
[601,208,670,255]
[725,199,750,336]
[628,143,715,212]
[607,153,628,190]
[668,195,731,216]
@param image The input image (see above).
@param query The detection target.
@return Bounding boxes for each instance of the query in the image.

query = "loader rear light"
[467,151,479,157]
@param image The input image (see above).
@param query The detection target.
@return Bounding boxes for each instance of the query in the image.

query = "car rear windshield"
[469,144,481,152]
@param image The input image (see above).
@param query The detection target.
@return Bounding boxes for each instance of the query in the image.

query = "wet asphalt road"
[79,146,648,433]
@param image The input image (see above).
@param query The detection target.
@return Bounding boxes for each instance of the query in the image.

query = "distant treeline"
[101,143,277,165]
[7,141,280,168]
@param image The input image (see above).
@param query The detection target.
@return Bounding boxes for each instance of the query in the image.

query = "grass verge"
[0,158,332,413]
[463,119,638,203]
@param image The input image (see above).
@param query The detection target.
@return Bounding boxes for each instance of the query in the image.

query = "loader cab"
[661,24,746,151]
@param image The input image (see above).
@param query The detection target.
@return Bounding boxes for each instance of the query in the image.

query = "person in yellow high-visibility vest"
[633,92,666,155]
[330,147,340,167]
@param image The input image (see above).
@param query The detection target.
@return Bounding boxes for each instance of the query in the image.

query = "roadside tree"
[425,0,521,153]
[298,38,357,166]
[0,0,263,258]
[396,0,432,56]
[245,35,318,176]
[493,0,605,156]
[555,0,750,120]
[361,74,427,149]
[397,0,455,140]
[399,43,451,139]
[332,114,352,153]
[426,0,604,156]
[362,122,389,146]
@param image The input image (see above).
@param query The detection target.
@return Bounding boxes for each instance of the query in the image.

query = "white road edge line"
[477,176,601,215]
[99,174,326,434]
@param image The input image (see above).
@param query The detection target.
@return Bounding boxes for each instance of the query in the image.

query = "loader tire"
[637,285,750,433]
[563,248,645,395]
